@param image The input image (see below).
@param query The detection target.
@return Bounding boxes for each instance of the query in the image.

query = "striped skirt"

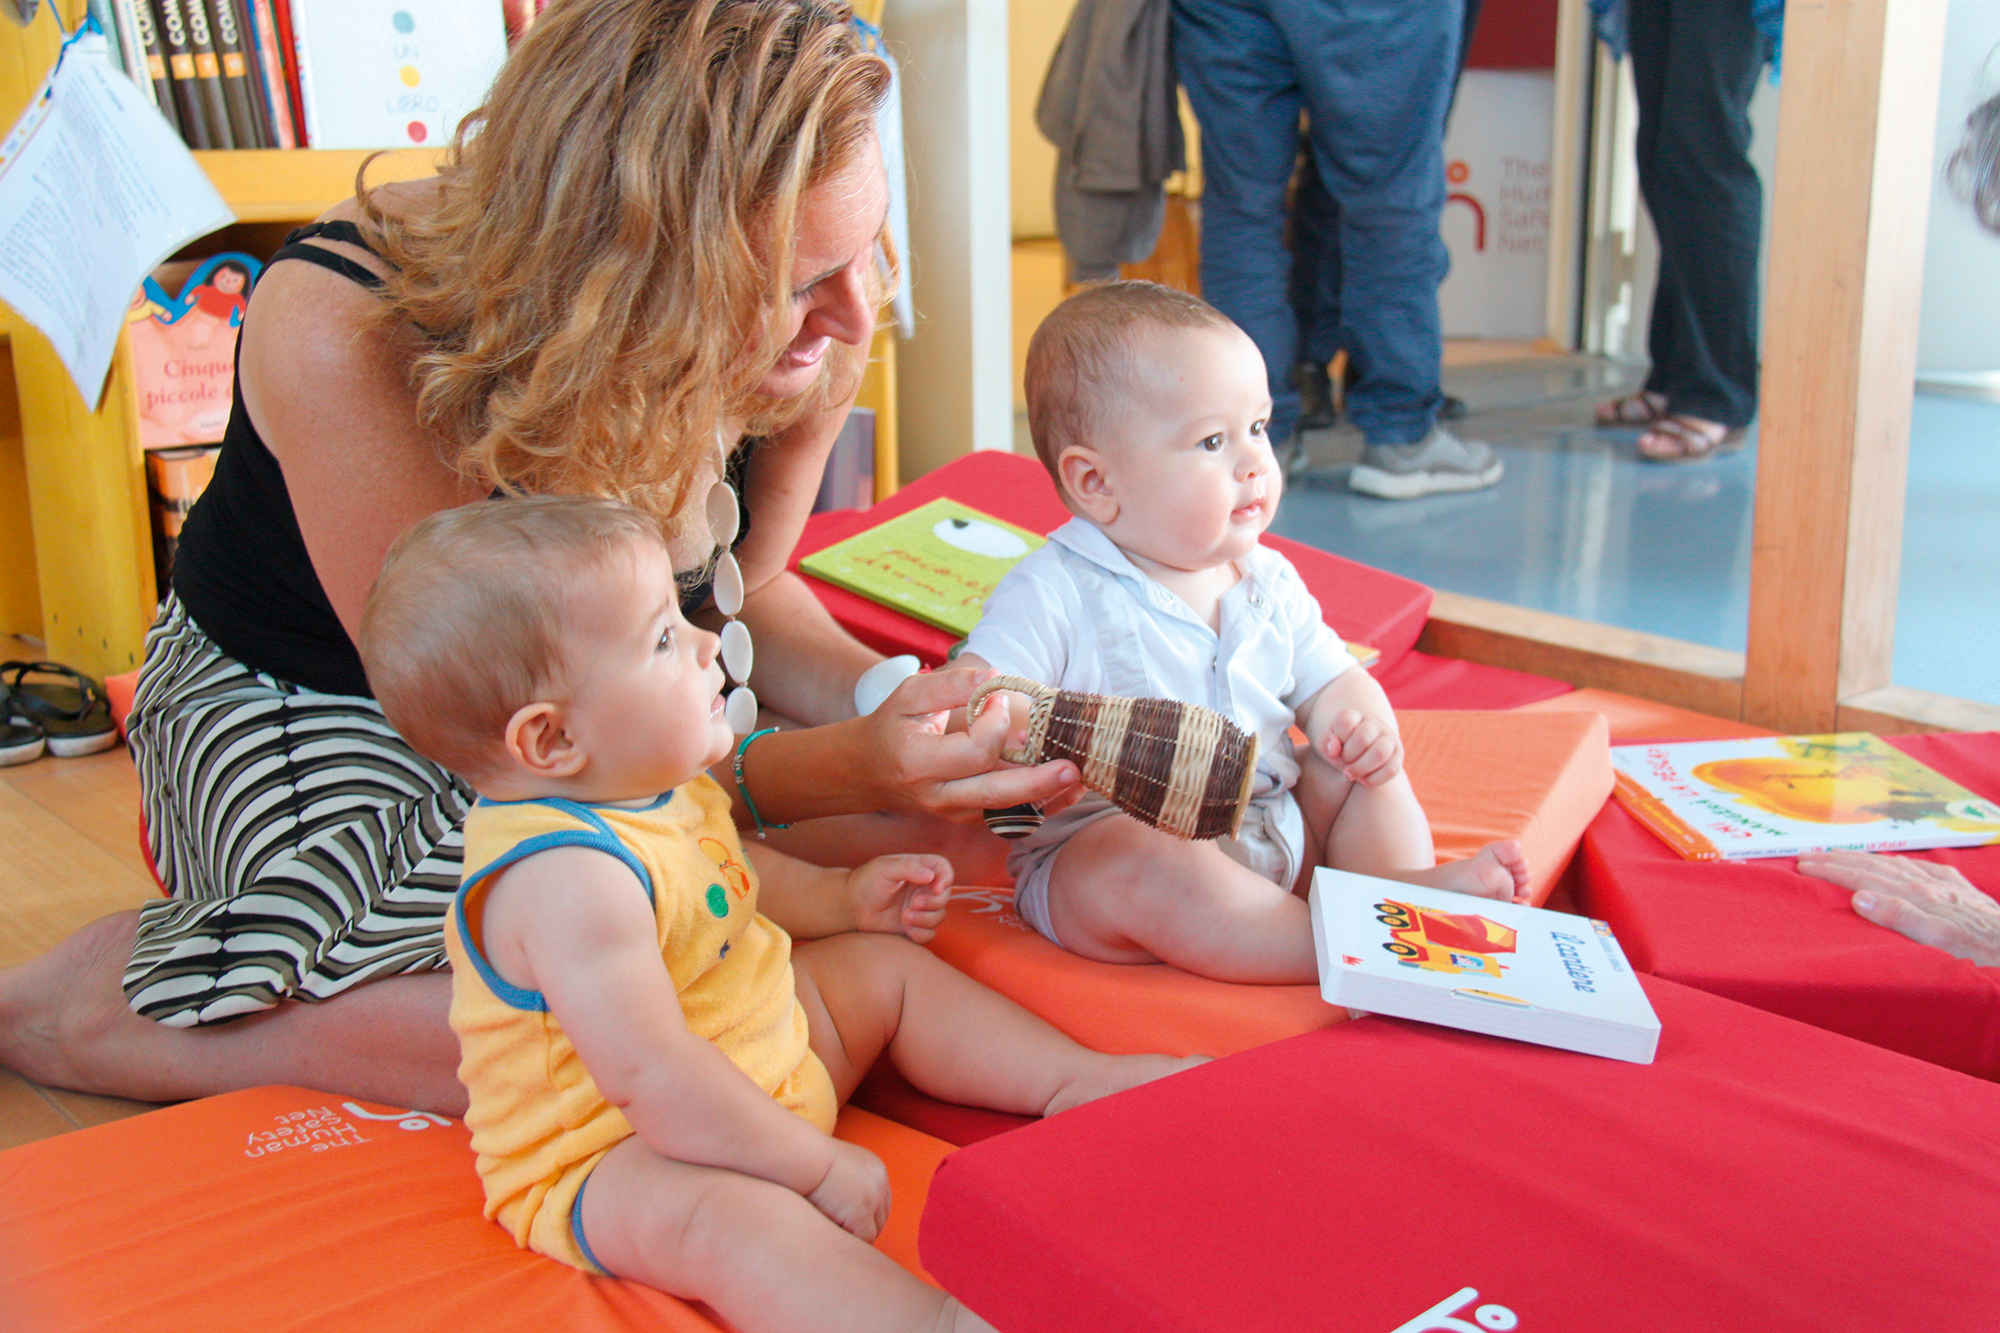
[124,594,473,1027]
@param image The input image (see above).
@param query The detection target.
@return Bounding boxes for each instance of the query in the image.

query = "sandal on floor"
[1637,414,1746,464]
[0,681,45,766]
[0,661,117,757]
[1596,391,1669,427]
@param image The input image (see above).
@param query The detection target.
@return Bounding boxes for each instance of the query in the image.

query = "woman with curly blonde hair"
[0,0,1078,1114]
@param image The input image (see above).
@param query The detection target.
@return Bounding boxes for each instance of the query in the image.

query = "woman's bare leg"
[0,910,465,1114]
[790,933,1201,1113]
[581,1137,991,1333]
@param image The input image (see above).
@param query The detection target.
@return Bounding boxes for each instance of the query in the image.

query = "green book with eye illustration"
[798,498,1047,637]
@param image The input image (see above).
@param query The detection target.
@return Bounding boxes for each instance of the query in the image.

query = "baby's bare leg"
[1045,816,1320,984]
[791,934,1200,1115]
[1297,752,1528,903]
[579,1136,990,1333]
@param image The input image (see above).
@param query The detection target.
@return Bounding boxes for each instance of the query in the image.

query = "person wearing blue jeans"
[1171,0,1502,498]
[1291,0,1483,432]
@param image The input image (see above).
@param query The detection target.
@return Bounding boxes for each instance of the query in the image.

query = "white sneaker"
[1347,424,1504,499]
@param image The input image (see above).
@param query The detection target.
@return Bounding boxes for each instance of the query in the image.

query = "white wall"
[1916,0,2000,376]
[883,0,1016,473]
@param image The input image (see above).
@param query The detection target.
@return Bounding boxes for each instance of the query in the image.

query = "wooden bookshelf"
[0,140,442,679]
[0,5,899,680]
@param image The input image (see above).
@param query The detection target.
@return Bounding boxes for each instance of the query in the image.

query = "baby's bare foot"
[1402,840,1530,903]
[1044,1053,1209,1118]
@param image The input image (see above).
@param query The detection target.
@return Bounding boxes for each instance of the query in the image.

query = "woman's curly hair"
[357,0,890,537]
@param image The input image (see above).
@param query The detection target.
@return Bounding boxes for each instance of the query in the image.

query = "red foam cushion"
[920,976,2000,1333]
[1513,686,1777,744]
[1376,647,1574,711]
[1575,731,2000,1078]
[0,1087,951,1332]
[104,670,139,739]
[791,451,1437,673]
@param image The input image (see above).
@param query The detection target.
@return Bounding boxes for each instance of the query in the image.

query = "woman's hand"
[861,666,1082,822]
[1796,851,2000,967]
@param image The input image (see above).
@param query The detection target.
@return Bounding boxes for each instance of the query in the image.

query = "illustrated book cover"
[289,0,506,149]
[798,498,1048,638]
[1609,733,2000,861]
[1308,870,1661,1063]
[126,252,260,449]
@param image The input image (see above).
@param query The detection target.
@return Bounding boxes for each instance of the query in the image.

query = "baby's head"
[359,496,731,801]
[1023,281,1279,574]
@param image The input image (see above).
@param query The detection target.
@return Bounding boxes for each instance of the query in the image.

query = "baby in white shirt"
[960,281,1529,984]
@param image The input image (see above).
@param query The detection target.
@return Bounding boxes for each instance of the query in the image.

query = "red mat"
[1377,647,1574,711]
[920,976,2000,1333]
[1576,731,2000,1078]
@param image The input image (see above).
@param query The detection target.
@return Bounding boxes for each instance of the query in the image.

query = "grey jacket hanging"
[1035,0,1186,282]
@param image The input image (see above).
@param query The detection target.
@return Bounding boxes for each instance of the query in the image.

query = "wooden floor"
[0,636,162,1150]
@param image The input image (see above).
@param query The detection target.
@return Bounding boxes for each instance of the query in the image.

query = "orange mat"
[928,709,1613,1058]
[0,1087,953,1333]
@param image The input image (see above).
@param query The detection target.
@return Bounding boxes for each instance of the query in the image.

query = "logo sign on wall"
[1438,70,1555,340]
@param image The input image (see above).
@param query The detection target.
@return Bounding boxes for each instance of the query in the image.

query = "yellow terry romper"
[444,776,838,1273]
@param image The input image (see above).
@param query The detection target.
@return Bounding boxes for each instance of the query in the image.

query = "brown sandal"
[1595,391,1669,427]
[1637,414,1745,464]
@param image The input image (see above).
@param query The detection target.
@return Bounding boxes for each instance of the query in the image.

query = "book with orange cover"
[126,253,260,449]
[1609,733,2000,861]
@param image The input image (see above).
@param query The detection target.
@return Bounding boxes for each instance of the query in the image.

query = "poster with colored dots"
[289,0,506,150]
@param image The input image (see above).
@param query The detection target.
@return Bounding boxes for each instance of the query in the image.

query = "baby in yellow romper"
[357,496,1197,1333]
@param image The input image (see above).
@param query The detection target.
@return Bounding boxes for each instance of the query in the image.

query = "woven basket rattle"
[969,675,1258,841]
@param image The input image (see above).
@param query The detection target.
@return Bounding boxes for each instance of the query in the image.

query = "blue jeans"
[1171,0,1454,446]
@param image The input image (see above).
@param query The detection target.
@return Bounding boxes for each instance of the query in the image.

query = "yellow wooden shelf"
[191,148,449,223]
[2,5,897,679]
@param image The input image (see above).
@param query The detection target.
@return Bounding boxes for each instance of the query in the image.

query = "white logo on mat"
[1391,1287,1520,1333]
[342,1101,452,1132]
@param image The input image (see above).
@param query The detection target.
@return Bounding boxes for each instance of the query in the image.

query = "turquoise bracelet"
[732,727,792,839]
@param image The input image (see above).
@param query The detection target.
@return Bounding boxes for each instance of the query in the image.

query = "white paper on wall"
[0,30,232,408]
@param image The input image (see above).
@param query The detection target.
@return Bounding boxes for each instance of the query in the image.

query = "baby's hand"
[1320,708,1403,786]
[847,853,954,943]
[805,1140,891,1242]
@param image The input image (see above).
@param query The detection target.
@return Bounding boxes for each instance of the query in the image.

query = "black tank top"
[172,222,753,699]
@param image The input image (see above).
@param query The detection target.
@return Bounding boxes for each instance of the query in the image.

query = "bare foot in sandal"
[1595,390,1668,426]
[1637,413,1744,464]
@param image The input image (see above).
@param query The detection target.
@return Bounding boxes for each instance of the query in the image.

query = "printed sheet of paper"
[0,31,232,408]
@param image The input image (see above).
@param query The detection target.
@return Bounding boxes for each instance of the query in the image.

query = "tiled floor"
[1268,356,2000,707]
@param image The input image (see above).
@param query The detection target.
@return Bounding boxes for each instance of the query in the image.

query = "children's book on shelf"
[146,444,219,598]
[1309,871,1661,1063]
[126,252,259,449]
[289,0,506,149]
[799,497,1047,638]
[812,407,874,515]
[1610,733,2000,861]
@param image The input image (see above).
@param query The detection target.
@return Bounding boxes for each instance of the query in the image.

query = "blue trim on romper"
[571,1171,610,1275]
[453,797,663,1012]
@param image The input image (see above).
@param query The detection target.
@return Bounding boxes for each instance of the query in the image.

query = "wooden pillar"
[880,0,1015,478]
[1742,0,1947,731]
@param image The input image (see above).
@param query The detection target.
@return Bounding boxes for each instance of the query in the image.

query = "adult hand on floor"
[1796,851,2000,967]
